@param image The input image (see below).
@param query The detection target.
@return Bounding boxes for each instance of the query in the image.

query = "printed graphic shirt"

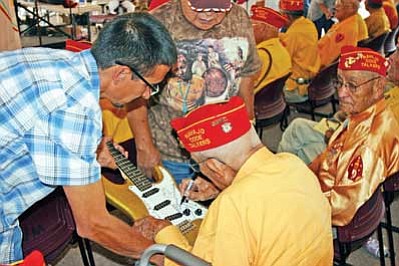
[150,0,261,162]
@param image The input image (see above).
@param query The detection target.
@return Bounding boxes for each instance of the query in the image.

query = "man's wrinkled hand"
[97,136,128,169]
[133,216,171,240]
[179,176,220,202]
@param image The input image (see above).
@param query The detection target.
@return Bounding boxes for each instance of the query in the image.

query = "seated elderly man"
[278,0,321,103]
[318,0,368,68]
[279,45,399,227]
[135,96,333,265]
[365,0,391,39]
[251,5,292,94]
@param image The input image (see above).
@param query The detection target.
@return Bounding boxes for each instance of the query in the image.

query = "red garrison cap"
[170,96,251,152]
[338,45,388,76]
[279,0,303,12]
[251,5,288,28]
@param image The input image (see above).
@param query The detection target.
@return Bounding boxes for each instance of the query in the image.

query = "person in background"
[307,0,336,38]
[251,5,292,94]
[383,0,399,29]
[135,96,333,266]
[365,0,390,38]
[279,0,321,103]
[0,0,21,51]
[279,46,399,242]
[318,0,368,67]
[125,0,261,183]
[0,13,176,264]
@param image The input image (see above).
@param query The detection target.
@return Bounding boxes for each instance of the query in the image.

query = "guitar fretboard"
[106,141,152,192]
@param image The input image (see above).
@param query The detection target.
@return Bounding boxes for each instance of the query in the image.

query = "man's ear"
[112,65,128,84]
[204,159,225,176]
[375,77,386,99]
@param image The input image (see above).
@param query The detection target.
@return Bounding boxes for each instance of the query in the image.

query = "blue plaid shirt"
[0,48,102,263]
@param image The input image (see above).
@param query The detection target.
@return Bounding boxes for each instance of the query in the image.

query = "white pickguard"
[126,167,207,226]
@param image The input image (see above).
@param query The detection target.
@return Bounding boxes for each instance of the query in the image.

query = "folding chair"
[358,31,390,55]
[19,187,95,265]
[381,171,399,266]
[254,73,291,138]
[289,61,338,121]
[334,188,386,265]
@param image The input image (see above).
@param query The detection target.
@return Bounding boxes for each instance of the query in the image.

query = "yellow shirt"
[314,99,399,226]
[279,17,320,95]
[318,14,368,68]
[385,85,399,123]
[365,8,391,38]
[100,98,133,143]
[157,148,333,266]
[356,13,369,41]
[383,0,398,29]
[254,38,292,94]
[0,0,21,51]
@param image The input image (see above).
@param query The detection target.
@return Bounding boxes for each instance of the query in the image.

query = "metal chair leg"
[377,225,386,266]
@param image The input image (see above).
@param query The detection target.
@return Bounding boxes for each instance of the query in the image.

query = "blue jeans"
[162,160,195,184]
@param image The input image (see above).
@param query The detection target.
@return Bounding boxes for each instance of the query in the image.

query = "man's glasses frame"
[115,60,160,96]
[334,76,380,93]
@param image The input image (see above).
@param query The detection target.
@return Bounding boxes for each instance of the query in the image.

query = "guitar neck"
[106,141,151,191]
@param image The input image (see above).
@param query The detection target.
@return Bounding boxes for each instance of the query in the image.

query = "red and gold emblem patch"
[347,155,363,181]
[335,33,345,43]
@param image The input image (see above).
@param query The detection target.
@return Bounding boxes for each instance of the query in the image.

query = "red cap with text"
[170,96,251,152]
[251,5,288,28]
[279,0,303,12]
[188,0,232,11]
[339,45,388,76]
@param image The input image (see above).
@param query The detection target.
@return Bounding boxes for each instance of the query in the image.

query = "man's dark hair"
[284,11,303,19]
[91,12,177,75]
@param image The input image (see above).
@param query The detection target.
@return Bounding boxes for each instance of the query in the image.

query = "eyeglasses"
[334,76,380,93]
[115,60,160,96]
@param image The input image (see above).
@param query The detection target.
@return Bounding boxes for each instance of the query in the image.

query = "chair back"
[19,188,76,263]
[358,31,390,54]
[65,39,92,52]
[335,188,385,244]
[384,171,399,192]
[384,26,399,56]
[307,61,338,104]
[254,73,291,120]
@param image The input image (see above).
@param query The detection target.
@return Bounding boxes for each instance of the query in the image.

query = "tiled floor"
[54,107,399,265]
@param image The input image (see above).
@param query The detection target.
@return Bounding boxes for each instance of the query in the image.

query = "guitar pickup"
[154,200,171,210]
[165,213,183,221]
[142,188,159,198]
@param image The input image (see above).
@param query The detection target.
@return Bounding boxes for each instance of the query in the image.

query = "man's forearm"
[125,98,153,149]
[63,181,153,258]
[238,76,256,120]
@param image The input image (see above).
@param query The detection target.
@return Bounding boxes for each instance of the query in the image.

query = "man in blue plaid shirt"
[0,13,176,264]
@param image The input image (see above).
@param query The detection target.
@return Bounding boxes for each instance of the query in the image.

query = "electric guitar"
[102,141,207,245]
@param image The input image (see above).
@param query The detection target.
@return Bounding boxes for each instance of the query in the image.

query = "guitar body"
[102,143,207,245]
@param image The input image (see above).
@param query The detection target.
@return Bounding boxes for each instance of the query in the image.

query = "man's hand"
[133,216,171,241]
[179,176,220,201]
[96,136,128,169]
[324,128,335,144]
[137,143,161,178]
[200,159,237,191]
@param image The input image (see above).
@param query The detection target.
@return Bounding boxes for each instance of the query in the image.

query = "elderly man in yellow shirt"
[365,0,391,38]
[251,5,292,94]
[318,0,368,67]
[278,0,321,103]
[134,96,333,266]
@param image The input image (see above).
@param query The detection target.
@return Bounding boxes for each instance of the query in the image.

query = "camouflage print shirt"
[150,0,261,162]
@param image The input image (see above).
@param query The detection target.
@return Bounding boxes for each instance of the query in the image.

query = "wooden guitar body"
[102,142,207,245]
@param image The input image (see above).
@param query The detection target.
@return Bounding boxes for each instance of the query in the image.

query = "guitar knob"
[183,209,191,216]
[195,209,202,216]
